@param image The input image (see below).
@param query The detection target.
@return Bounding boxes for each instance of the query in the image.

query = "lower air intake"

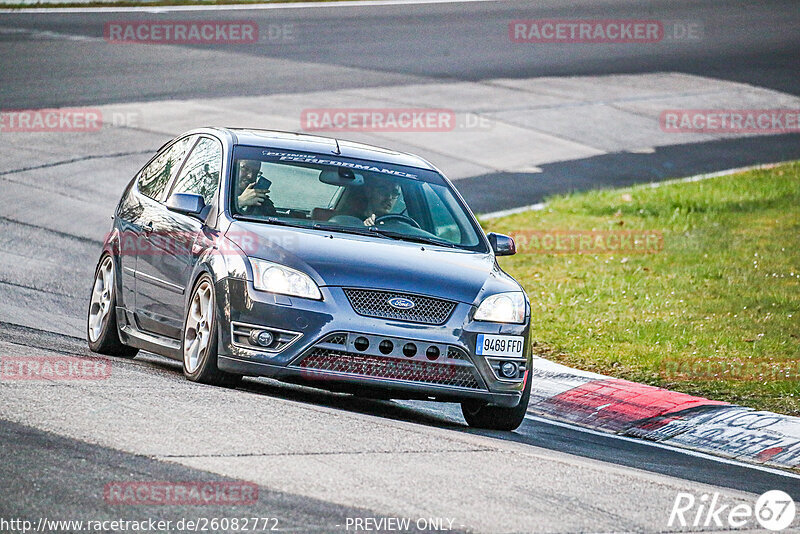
[298,348,483,390]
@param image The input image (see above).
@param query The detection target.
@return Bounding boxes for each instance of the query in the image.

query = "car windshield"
[229,146,486,252]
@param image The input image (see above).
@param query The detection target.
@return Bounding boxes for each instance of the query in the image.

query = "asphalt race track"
[1,0,799,532]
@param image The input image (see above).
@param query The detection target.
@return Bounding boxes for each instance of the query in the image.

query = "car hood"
[226,221,520,304]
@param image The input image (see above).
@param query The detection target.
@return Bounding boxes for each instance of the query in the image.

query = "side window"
[137,136,195,201]
[421,183,462,243]
[170,137,222,206]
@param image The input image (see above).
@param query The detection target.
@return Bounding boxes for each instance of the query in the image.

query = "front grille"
[298,347,483,389]
[343,288,456,325]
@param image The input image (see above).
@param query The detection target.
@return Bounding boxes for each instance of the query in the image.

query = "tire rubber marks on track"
[528,369,800,471]
[638,407,800,470]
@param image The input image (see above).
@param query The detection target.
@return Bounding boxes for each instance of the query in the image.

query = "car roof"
[215,127,437,172]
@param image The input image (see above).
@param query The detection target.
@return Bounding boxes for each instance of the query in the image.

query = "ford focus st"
[88,128,532,430]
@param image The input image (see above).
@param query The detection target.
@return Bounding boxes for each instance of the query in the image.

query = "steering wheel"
[374,214,421,229]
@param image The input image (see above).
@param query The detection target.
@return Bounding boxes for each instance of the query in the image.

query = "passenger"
[235,159,276,216]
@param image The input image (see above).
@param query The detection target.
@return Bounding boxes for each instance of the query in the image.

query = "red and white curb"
[527,357,800,472]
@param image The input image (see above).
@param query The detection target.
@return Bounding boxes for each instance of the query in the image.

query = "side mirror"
[166,192,205,218]
[487,232,516,256]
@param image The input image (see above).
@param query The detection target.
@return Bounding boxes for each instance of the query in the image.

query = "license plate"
[475,334,524,357]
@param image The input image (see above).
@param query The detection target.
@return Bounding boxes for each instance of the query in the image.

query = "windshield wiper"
[312,222,456,248]
[367,228,458,248]
[235,214,308,229]
[312,222,393,240]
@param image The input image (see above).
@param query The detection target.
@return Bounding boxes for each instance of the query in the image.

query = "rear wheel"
[87,254,138,358]
[182,274,241,387]
[461,372,531,431]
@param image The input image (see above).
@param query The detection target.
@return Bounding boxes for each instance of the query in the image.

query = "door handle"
[143,222,154,236]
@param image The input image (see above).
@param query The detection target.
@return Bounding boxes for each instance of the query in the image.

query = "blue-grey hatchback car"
[88,128,531,430]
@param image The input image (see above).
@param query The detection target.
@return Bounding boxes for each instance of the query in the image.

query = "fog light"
[354,336,369,351]
[249,330,274,347]
[379,339,394,354]
[426,346,440,360]
[402,343,417,357]
[499,361,518,379]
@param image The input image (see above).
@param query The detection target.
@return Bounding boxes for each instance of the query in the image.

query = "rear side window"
[137,136,195,200]
[170,137,223,206]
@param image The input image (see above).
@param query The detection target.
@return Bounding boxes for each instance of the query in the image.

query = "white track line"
[524,414,800,480]
[479,202,545,220]
[0,0,501,14]
[0,26,100,40]
[479,161,791,219]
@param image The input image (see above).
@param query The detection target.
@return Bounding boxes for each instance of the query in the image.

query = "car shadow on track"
[135,350,465,429]
[129,351,800,497]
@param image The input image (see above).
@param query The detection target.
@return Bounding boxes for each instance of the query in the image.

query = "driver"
[235,159,276,216]
[361,178,401,226]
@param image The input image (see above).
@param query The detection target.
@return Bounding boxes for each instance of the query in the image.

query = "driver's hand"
[364,213,377,226]
[239,183,269,208]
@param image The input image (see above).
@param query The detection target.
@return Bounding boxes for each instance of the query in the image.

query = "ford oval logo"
[387,297,415,310]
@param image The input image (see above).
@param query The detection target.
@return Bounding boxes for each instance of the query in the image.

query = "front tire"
[182,274,241,387]
[461,372,531,431]
[87,254,138,358]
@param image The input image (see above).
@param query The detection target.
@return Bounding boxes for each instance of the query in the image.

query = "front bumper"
[215,278,531,407]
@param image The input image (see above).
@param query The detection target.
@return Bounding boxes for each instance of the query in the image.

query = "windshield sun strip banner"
[259,150,419,179]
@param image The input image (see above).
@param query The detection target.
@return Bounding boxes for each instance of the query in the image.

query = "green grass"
[483,162,800,415]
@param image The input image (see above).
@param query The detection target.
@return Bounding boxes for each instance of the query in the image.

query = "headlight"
[249,258,322,300]
[474,292,525,323]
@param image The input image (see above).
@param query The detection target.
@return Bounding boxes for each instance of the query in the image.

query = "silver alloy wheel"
[184,280,214,374]
[88,256,114,342]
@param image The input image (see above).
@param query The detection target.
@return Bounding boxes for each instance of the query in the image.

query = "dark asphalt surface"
[464,133,800,212]
[0,418,386,534]
[1,0,800,530]
[1,0,799,210]
[1,0,799,107]
[1,321,798,528]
